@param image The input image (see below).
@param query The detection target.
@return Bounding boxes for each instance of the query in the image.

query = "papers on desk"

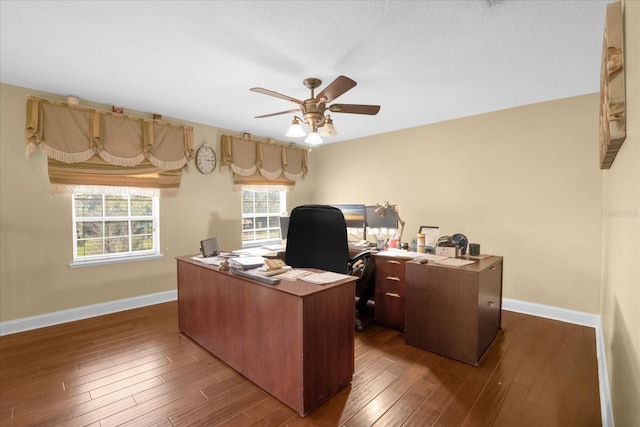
[273,269,312,280]
[415,253,449,262]
[228,256,266,270]
[233,247,273,257]
[261,244,284,251]
[299,271,353,284]
[191,254,268,270]
[434,258,476,267]
[191,255,224,265]
[377,251,477,267]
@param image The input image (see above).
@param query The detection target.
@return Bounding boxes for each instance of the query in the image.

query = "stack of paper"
[228,256,265,270]
[299,271,353,284]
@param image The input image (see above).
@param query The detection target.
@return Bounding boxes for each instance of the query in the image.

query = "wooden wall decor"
[599,1,626,169]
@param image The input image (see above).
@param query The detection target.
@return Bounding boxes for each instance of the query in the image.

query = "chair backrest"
[285,205,349,274]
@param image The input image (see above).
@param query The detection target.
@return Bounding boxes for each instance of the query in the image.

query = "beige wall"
[313,94,603,314]
[0,83,316,321]
[601,2,640,425]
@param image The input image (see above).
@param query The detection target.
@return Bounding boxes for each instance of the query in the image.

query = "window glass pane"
[267,191,281,213]
[255,201,267,214]
[132,235,153,251]
[269,229,281,240]
[106,221,129,237]
[255,216,268,229]
[130,197,153,216]
[254,230,269,240]
[268,217,280,228]
[75,195,103,217]
[242,218,255,230]
[76,238,104,257]
[76,221,103,239]
[105,196,129,217]
[106,236,129,253]
[132,220,153,235]
[242,192,255,214]
[242,230,254,242]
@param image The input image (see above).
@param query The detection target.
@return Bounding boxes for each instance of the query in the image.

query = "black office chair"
[285,205,375,331]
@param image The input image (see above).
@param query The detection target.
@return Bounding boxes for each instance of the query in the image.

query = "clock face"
[195,144,216,175]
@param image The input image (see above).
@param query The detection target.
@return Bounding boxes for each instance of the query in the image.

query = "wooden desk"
[176,256,356,416]
[405,256,503,366]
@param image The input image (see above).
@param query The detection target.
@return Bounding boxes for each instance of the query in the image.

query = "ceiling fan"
[250,75,380,145]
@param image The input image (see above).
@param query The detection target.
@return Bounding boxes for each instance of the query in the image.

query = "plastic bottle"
[417,233,426,253]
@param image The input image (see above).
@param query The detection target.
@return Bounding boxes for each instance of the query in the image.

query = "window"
[241,189,286,246]
[72,194,160,264]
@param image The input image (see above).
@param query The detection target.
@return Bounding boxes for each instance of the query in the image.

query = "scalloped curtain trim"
[259,167,283,180]
[39,143,96,164]
[220,134,307,188]
[230,163,258,176]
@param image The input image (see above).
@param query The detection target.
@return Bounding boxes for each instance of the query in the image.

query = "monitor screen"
[279,216,290,239]
[331,204,366,228]
[365,205,399,229]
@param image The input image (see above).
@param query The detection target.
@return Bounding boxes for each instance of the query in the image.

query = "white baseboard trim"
[0,290,177,337]
[503,298,614,427]
[502,298,599,327]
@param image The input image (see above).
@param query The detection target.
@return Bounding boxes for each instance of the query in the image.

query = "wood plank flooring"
[0,301,601,426]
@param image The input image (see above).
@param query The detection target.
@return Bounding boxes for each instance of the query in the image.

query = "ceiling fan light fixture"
[285,117,306,137]
[319,115,338,137]
[305,131,323,145]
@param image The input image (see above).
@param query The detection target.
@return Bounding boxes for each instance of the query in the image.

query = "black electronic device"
[279,216,290,240]
[331,204,366,228]
[200,237,221,257]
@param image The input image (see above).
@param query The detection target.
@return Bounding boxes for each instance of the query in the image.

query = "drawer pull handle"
[487,301,495,307]
[386,260,401,265]
[490,266,497,270]
[386,276,401,281]
[385,292,400,298]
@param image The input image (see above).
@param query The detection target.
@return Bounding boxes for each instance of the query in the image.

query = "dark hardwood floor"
[0,301,601,426]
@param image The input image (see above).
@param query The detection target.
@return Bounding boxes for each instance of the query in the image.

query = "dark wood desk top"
[176,255,356,297]
[406,255,503,273]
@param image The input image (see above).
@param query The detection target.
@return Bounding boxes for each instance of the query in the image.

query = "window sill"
[69,253,164,268]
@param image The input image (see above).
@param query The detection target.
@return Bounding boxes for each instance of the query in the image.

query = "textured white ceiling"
[0,0,609,146]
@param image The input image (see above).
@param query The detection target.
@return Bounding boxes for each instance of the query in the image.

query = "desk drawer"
[376,257,406,279]
[374,255,408,331]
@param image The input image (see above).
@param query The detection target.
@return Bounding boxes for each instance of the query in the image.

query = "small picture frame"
[418,226,440,249]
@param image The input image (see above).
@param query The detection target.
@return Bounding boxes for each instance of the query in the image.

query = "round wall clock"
[195,144,216,175]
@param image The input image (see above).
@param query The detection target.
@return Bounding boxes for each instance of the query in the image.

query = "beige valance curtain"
[25,96,193,195]
[220,134,307,191]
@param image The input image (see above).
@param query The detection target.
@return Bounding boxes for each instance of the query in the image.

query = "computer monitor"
[331,204,366,240]
[331,204,365,228]
[279,216,290,240]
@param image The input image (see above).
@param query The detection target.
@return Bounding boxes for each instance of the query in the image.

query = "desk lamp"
[375,202,405,245]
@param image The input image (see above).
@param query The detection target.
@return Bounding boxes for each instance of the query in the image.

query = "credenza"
[176,256,356,416]
[405,256,503,366]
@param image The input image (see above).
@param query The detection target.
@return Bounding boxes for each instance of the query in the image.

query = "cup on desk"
[469,243,480,256]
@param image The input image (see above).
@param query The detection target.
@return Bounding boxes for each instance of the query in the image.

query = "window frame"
[70,194,162,267]
[241,189,286,248]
